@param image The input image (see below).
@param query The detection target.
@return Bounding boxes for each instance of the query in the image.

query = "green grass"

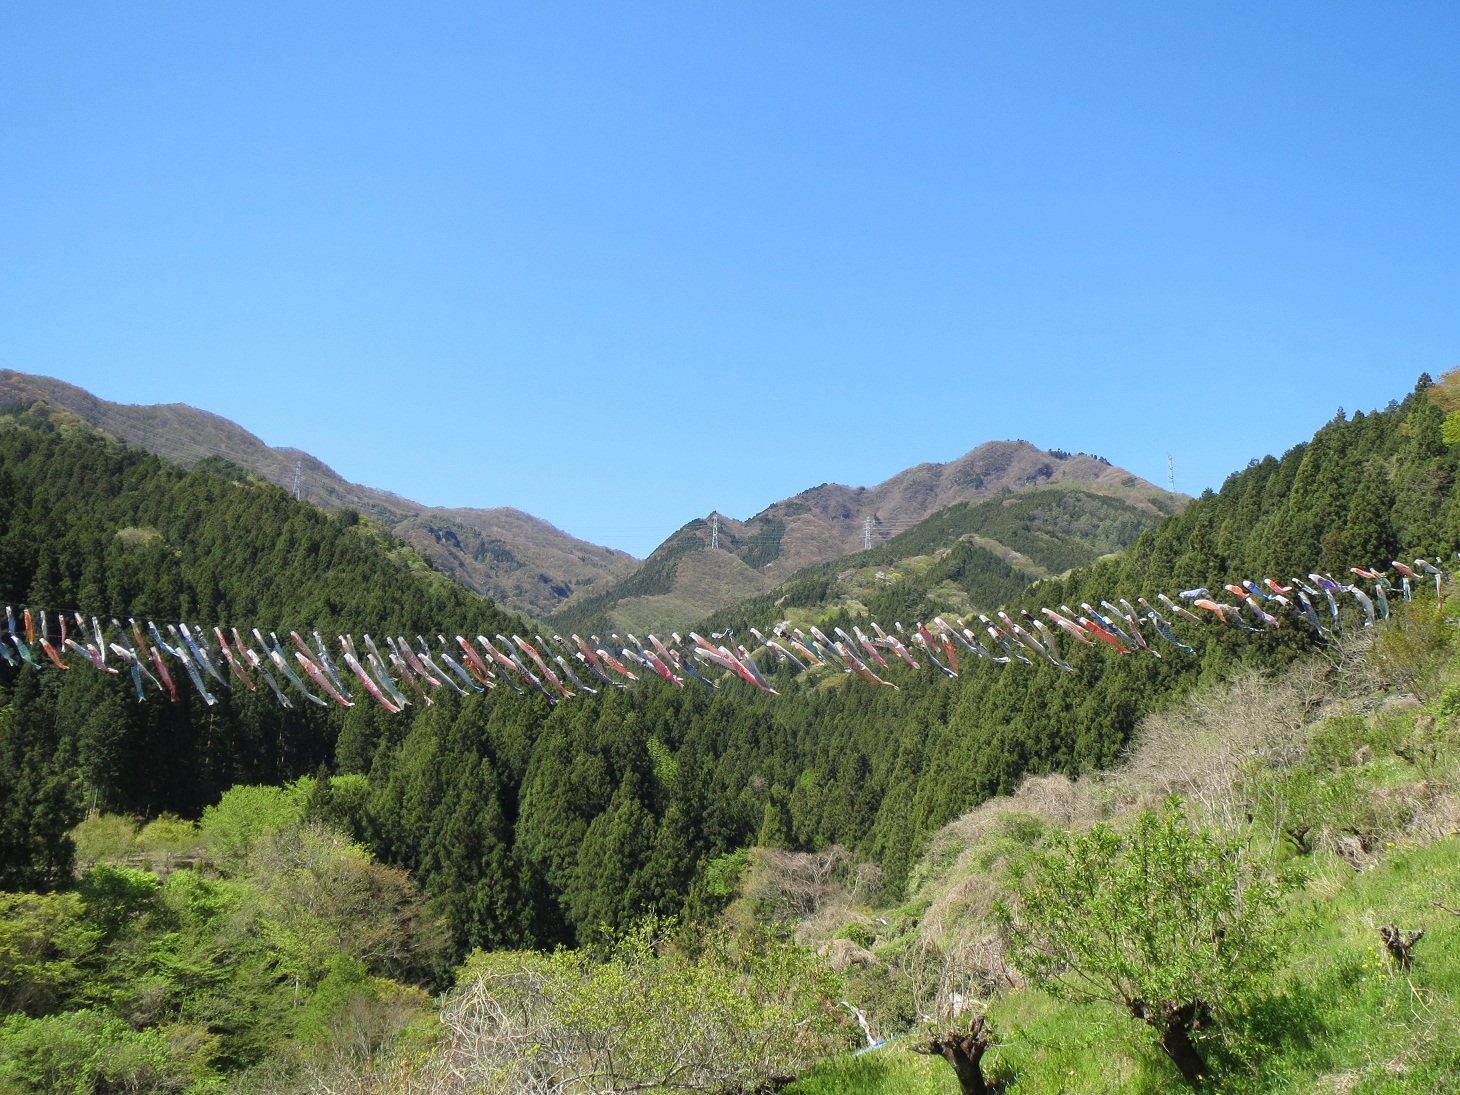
[789,838,1460,1094]
[783,1043,960,1095]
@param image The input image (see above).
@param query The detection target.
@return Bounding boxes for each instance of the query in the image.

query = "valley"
[1,373,1457,1093]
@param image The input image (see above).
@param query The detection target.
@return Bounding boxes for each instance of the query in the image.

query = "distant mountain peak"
[551,438,1187,635]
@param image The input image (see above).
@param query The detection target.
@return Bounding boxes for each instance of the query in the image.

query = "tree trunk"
[911,1015,992,1095]
[1158,1018,1209,1086]
[1131,1000,1210,1086]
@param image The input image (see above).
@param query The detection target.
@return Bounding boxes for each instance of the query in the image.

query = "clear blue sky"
[3,3,1457,558]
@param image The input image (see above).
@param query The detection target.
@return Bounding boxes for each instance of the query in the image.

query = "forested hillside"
[3,377,1458,975]
[0,401,518,888]
[409,376,1452,952]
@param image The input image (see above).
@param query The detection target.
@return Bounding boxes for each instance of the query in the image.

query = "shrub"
[999,803,1285,1085]
[423,919,848,1094]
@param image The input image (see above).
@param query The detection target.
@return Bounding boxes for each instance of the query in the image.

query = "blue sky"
[2,3,1457,558]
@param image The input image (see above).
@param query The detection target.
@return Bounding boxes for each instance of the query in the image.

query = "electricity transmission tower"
[1167,454,1175,493]
[293,460,303,500]
[863,516,873,551]
[710,513,719,549]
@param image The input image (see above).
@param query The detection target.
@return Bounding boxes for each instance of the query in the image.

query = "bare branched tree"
[391,922,846,1095]
[734,845,882,941]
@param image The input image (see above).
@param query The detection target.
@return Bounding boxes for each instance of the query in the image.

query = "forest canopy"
[1,380,1457,958]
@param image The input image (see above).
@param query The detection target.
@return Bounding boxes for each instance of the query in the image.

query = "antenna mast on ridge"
[864,516,873,551]
[1167,454,1175,493]
[293,460,303,501]
[710,512,719,549]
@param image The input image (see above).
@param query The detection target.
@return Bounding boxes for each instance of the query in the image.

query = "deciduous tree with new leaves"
[998,804,1284,1086]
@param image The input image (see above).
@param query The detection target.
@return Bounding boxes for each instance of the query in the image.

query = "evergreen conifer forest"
[4,376,1460,1091]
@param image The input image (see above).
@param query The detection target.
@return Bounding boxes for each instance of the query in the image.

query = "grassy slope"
[594,548,776,636]
[782,604,1460,1094]
[791,842,1460,1094]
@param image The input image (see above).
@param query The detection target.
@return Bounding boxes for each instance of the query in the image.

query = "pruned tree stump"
[1379,925,1425,969]
[1336,834,1368,871]
[912,1014,994,1095]
[1284,825,1312,855]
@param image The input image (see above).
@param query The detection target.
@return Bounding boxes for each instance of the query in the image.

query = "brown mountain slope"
[0,370,637,617]
[749,440,1182,580]
[550,440,1187,635]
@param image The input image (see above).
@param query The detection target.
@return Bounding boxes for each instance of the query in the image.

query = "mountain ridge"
[552,440,1187,635]
[693,484,1165,641]
[1,370,1186,633]
[0,370,638,618]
